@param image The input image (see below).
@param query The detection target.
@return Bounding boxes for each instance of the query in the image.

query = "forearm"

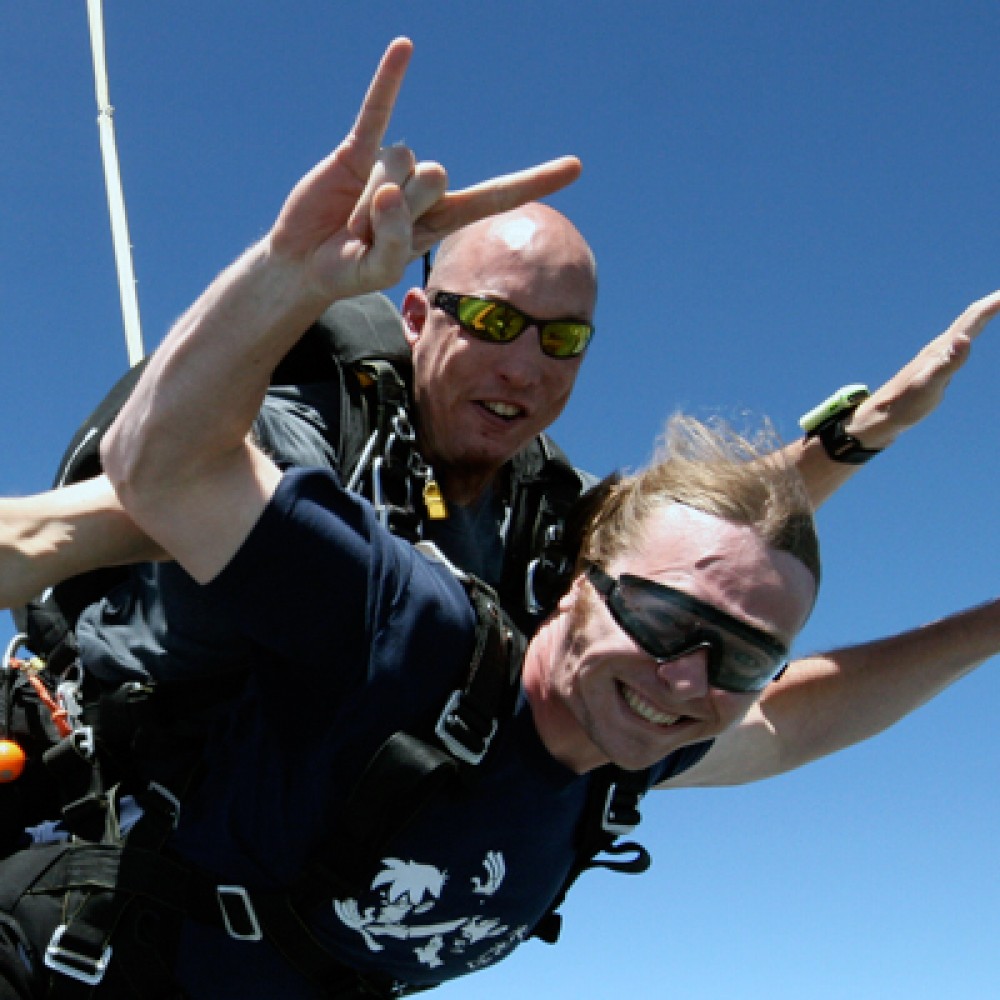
[785,395,901,510]
[101,236,332,580]
[100,39,580,578]
[102,239,328,497]
[752,598,1000,776]
[782,435,860,509]
[0,476,164,610]
[668,598,1000,788]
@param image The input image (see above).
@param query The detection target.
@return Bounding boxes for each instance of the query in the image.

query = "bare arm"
[0,476,165,610]
[791,290,1000,508]
[662,597,1000,788]
[3,39,581,597]
[100,39,581,581]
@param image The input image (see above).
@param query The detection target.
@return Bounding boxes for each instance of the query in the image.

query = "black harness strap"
[320,733,459,899]
[318,574,523,901]
[499,435,585,636]
[36,777,185,990]
[530,765,651,945]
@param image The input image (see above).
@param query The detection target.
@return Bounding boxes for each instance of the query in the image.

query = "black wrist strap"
[809,412,882,465]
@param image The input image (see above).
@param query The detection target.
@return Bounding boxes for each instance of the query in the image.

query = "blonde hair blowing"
[576,413,821,588]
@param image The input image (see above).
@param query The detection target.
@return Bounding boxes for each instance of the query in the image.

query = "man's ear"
[401,288,430,349]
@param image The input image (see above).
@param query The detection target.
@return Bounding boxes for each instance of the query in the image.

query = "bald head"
[429,203,598,321]
[401,202,597,505]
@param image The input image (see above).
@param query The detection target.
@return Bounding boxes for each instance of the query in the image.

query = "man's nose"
[495,327,544,387]
[654,645,711,699]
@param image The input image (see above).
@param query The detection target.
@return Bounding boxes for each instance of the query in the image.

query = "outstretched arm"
[101,38,580,582]
[791,290,1000,508]
[0,476,164,610]
[662,597,1000,788]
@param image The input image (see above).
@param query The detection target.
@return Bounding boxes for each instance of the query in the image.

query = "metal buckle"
[146,781,182,830]
[601,783,641,837]
[56,669,86,731]
[524,524,569,616]
[70,724,96,760]
[44,924,112,985]
[524,558,544,615]
[434,690,497,766]
[216,885,263,941]
[371,456,410,529]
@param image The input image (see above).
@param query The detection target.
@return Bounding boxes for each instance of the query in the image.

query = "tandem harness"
[15,292,584,655]
[2,293,640,995]
[1,573,653,998]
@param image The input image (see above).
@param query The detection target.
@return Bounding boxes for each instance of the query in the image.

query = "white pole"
[86,0,145,366]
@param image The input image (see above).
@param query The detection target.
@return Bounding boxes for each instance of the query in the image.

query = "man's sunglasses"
[586,563,789,694]
[432,291,594,360]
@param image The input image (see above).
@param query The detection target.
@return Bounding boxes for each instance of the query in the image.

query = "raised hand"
[850,289,1000,447]
[270,38,581,302]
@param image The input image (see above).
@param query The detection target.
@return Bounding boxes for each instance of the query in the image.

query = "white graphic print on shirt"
[333,852,529,971]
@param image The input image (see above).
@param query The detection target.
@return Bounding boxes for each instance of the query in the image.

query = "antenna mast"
[86,0,145,366]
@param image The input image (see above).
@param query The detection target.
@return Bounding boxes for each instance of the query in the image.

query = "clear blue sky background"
[2,3,998,997]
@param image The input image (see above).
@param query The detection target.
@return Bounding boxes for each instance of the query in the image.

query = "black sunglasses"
[432,291,594,360]
[586,564,789,694]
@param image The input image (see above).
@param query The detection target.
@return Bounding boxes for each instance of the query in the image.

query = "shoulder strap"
[530,764,652,945]
[499,433,587,635]
[317,569,525,898]
[271,292,410,384]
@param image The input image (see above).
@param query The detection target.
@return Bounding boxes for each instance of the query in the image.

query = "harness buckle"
[601,782,641,837]
[71,724,96,760]
[44,924,112,985]
[56,666,86,730]
[145,781,182,831]
[524,525,570,617]
[217,885,263,941]
[434,690,497,766]
[371,456,404,528]
[524,557,549,615]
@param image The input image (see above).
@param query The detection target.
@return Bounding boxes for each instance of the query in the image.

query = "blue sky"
[2,3,999,997]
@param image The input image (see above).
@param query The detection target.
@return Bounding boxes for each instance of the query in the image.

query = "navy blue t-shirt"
[76,468,708,996]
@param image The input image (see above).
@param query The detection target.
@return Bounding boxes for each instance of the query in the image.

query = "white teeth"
[621,685,680,727]
[483,401,522,419]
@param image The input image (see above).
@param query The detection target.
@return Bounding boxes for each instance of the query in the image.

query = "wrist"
[799,385,883,465]
[839,398,897,451]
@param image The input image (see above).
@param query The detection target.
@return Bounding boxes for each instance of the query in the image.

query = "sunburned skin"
[402,203,594,506]
[522,504,817,774]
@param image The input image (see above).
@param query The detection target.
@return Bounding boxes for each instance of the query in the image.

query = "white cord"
[86,0,145,367]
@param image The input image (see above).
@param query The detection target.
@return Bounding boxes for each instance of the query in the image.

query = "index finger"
[412,156,584,252]
[348,37,414,166]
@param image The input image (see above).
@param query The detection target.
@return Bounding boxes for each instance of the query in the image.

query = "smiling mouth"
[618,682,681,728]
[479,400,524,421]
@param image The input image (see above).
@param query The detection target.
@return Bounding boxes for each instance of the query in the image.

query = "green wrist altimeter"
[798,383,883,465]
